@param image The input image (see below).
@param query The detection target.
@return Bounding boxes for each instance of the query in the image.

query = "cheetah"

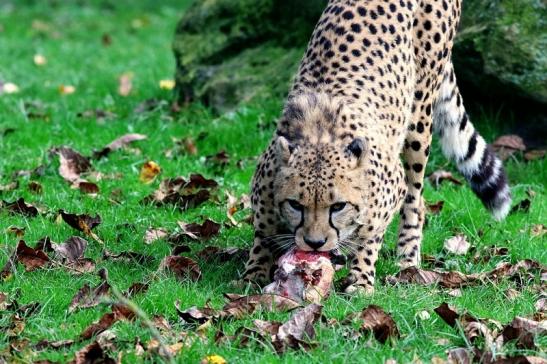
[242,0,511,294]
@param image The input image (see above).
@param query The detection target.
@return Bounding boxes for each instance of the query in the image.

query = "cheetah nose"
[303,237,327,250]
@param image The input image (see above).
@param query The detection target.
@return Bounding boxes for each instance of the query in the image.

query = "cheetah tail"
[432,63,511,221]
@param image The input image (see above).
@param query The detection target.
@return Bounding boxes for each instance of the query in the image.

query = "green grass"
[0,1,545,363]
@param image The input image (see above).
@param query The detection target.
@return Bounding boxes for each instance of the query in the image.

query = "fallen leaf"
[159,79,175,90]
[222,293,301,319]
[76,181,99,195]
[343,305,399,343]
[1,82,20,94]
[447,348,472,364]
[165,137,197,158]
[7,226,25,237]
[264,303,322,353]
[428,170,462,188]
[492,135,526,161]
[123,282,149,298]
[426,200,444,215]
[103,250,153,265]
[1,198,39,217]
[443,235,471,255]
[0,181,18,192]
[139,161,161,184]
[386,260,543,289]
[34,339,74,351]
[201,355,227,364]
[499,316,546,350]
[28,181,43,194]
[524,149,546,161]
[504,288,520,301]
[33,54,47,66]
[134,98,165,113]
[50,236,88,262]
[175,300,219,325]
[510,199,531,214]
[60,210,101,236]
[206,150,230,169]
[226,192,251,226]
[531,224,545,238]
[93,133,147,159]
[195,246,249,263]
[58,84,76,95]
[76,109,116,121]
[51,146,92,184]
[16,240,50,271]
[160,256,201,281]
[101,33,112,46]
[472,245,509,263]
[144,228,168,244]
[175,219,221,241]
[118,73,133,96]
[70,341,116,364]
[386,267,475,288]
[68,268,110,312]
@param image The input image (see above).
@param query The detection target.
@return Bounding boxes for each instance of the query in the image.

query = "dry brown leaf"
[160,256,201,281]
[123,282,149,298]
[93,133,147,159]
[103,250,153,265]
[205,150,230,169]
[34,339,74,351]
[175,300,220,325]
[447,348,472,364]
[343,305,399,343]
[174,219,221,241]
[60,210,102,236]
[510,199,531,214]
[76,109,116,121]
[139,161,161,184]
[144,228,168,244]
[51,146,92,184]
[264,303,322,353]
[524,149,546,161]
[16,240,50,271]
[443,235,471,255]
[195,246,249,263]
[226,191,251,226]
[7,226,25,237]
[0,180,18,192]
[68,269,110,312]
[1,198,39,217]
[28,181,43,194]
[492,134,526,160]
[427,200,445,215]
[165,137,197,158]
[51,236,88,262]
[118,73,133,96]
[499,316,546,350]
[222,293,301,319]
[386,267,475,288]
[530,224,545,238]
[428,170,462,188]
[70,341,115,364]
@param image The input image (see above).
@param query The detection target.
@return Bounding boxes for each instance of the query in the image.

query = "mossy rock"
[173,0,546,111]
[454,0,547,103]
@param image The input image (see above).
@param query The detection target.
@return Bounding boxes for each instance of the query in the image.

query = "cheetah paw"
[343,283,375,296]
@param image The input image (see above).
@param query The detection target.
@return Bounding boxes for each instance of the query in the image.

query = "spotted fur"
[242,0,511,293]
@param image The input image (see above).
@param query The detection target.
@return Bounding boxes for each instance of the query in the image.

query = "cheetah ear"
[345,138,367,168]
[276,136,295,164]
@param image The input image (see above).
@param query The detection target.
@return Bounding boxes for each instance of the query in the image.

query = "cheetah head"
[273,135,368,253]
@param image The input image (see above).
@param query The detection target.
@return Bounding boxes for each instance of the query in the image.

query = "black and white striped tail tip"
[467,149,512,221]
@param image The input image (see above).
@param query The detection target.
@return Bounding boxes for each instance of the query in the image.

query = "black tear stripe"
[328,212,340,239]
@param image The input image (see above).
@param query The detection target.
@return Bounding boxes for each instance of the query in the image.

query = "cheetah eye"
[287,199,304,211]
[330,202,347,213]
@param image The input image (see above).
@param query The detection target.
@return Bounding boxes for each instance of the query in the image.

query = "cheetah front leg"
[398,113,433,269]
[341,233,384,295]
[240,142,280,285]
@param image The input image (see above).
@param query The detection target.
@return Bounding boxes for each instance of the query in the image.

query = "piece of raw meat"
[263,250,335,303]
